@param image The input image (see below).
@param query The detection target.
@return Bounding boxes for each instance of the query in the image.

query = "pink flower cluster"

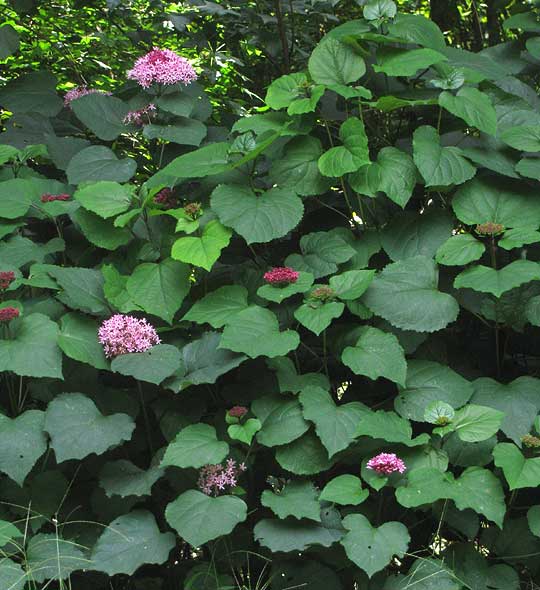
[64,86,110,108]
[98,314,160,358]
[0,307,19,322]
[228,406,248,418]
[123,103,156,126]
[154,188,178,210]
[198,458,247,496]
[366,453,406,475]
[263,267,299,286]
[127,48,197,89]
[0,271,15,291]
[41,193,71,203]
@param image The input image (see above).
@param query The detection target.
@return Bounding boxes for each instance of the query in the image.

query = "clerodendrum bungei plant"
[2,1,540,588]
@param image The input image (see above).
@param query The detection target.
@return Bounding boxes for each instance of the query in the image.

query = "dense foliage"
[3,0,540,589]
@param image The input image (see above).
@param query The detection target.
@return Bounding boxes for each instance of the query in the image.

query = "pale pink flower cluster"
[198,458,247,496]
[127,48,197,89]
[64,86,111,107]
[263,267,299,286]
[123,103,156,126]
[98,314,160,358]
[366,453,406,475]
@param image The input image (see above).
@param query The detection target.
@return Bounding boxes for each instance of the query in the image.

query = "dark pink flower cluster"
[64,86,111,108]
[0,271,15,291]
[184,202,202,219]
[198,458,247,496]
[0,307,19,323]
[154,188,178,210]
[366,453,406,475]
[263,267,299,286]
[228,406,248,418]
[127,48,197,89]
[123,103,156,126]
[41,193,71,203]
[98,314,160,358]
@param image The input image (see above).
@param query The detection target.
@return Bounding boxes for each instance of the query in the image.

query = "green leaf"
[0,559,25,590]
[500,125,540,151]
[58,312,109,370]
[261,480,321,521]
[364,0,397,20]
[515,158,540,181]
[184,285,248,327]
[436,234,485,266]
[267,356,329,394]
[424,401,455,425]
[355,408,430,447]
[161,424,228,469]
[0,410,47,485]
[454,260,540,298]
[0,520,22,545]
[276,432,333,475]
[44,393,135,462]
[384,559,460,590]
[46,266,108,314]
[270,136,330,196]
[72,209,132,250]
[71,93,130,141]
[265,73,324,115]
[328,270,375,300]
[439,87,497,135]
[381,209,453,262]
[413,125,476,187]
[211,184,304,244]
[171,219,232,271]
[74,181,132,219]
[220,306,299,358]
[228,418,261,445]
[452,404,504,442]
[66,146,136,184]
[143,119,207,146]
[126,259,190,324]
[493,443,540,490]
[319,475,368,506]
[271,560,343,590]
[527,506,540,537]
[377,147,417,207]
[341,514,410,578]
[373,47,447,77]
[388,13,446,50]
[0,179,32,219]
[165,490,247,547]
[452,177,540,229]
[253,394,309,447]
[0,71,62,117]
[308,37,365,86]
[0,25,20,59]
[294,301,344,336]
[0,313,62,379]
[26,533,87,583]
[258,272,313,303]
[363,256,459,332]
[396,360,473,421]
[299,386,366,457]
[111,344,182,385]
[99,459,164,498]
[342,326,407,386]
[395,466,506,526]
[318,118,370,177]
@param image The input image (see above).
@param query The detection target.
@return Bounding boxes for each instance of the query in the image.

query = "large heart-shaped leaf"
[0,179,33,219]
[373,47,447,76]
[111,344,182,385]
[26,533,88,583]
[0,71,62,117]
[253,394,309,447]
[67,146,136,184]
[308,37,365,85]
[439,87,497,135]
[183,285,248,328]
[58,312,109,370]
[74,181,132,219]
[99,459,164,498]
[355,408,429,447]
[261,480,321,521]
[71,93,130,141]
[161,424,228,469]
[318,118,369,177]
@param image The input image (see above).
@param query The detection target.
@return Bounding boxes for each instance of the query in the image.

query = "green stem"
[137,381,154,457]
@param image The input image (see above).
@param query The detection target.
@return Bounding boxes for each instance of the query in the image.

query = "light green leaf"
[261,480,321,521]
[74,181,132,219]
[184,285,248,327]
[72,209,132,250]
[99,459,164,498]
[252,394,308,447]
[58,312,109,370]
[211,184,304,244]
[413,125,476,187]
[355,408,430,447]
[396,360,473,421]
[342,326,406,386]
[111,344,182,385]
[90,510,174,575]
[341,514,410,578]
[299,386,367,457]
[373,47,447,76]
[0,179,32,219]
[363,256,459,332]
[319,475,368,506]
[329,270,375,300]
[44,393,135,462]
[424,401,455,425]
[161,424,228,469]
[166,490,247,547]
[228,418,261,445]
[493,443,540,490]
[0,410,47,485]
[276,432,333,475]
[0,558,25,590]
[439,87,497,135]
[388,13,446,50]
[258,272,313,303]
[454,260,540,298]
[452,404,504,442]
[377,147,417,207]
[71,93,130,141]
[364,0,397,20]
[220,306,299,358]
[308,37,365,86]
[46,266,108,314]
[318,118,369,177]
[66,145,136,184]
[515,158,540,181]
[436,234,485,266]
[500,125,540,151]
[294,301,344,336]
[171,219,231,271]
[126,259,191,324]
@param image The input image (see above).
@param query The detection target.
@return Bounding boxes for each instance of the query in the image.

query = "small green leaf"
[111,344,182,385]
[493,442,540,490]
[161,424,228,469]
[26,533,87,583]
[499,227,540,250]
[261,480,321,521]
[276,432,333,475]
[452,404,504,442]
[320,475,369,506]
[439,87,497,135]
[329,270,375,300]
[184,285,248,328]
[355,408,429,447]
[294,301,345,336]
[373,47,447,77]
[228,418,261,445]
[258,272,314,303]
[500,126,540,152]
[0,179,32,219]
[171,219,232,271]
[75,181,132,219]
[253,394,309,447]
[318,118,370,177]
[58,312,109,370]
[436,234,485,266]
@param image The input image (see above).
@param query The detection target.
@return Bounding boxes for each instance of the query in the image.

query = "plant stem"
[274,0,290,73]
[137,381,154,457]
[490,236,501,377]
